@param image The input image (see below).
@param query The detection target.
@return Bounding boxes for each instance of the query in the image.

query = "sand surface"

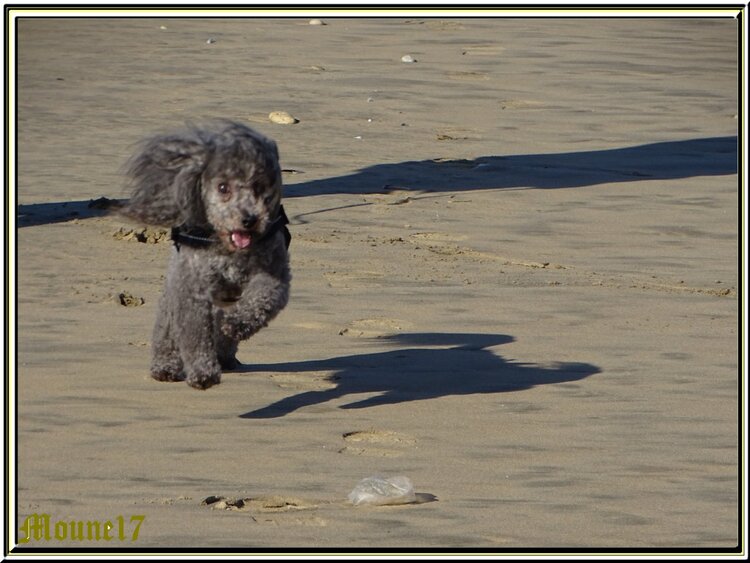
[13,17,740,550]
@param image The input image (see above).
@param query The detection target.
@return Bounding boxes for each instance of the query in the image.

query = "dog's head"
[123,120,282,253]
[201,124,282,251]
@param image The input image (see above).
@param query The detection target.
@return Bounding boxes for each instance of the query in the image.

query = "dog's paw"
[186,372,221,390]
[151,369,185,382]
[221,318,259,341]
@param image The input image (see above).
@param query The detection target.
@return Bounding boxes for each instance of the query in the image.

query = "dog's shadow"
[238,333,600,418]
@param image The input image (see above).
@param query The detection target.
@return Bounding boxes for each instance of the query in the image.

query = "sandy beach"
[12,15,741,551]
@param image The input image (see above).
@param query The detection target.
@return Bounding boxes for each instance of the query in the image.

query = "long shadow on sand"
[284,136,737,197]
[16,136,736,228]
[239,333,600,419]
[17,197,123,227]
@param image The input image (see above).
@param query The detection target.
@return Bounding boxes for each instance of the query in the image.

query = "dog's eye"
[217,183,230,195]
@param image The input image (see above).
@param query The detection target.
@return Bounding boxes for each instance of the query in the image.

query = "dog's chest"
[211,257,256,307]
[221,262,244,285]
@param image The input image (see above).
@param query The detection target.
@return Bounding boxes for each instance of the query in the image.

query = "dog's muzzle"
[171,206,291,251]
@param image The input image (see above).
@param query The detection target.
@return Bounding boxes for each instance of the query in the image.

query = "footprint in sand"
[409,232,468,243]
[203,495,327,526]
[203,494,319,512]
[243,495,320,512]
[339,317,412,338]
[408,232,476,258]
[339,429,417,457]
[435,127,477,141]
[323,270,386,289]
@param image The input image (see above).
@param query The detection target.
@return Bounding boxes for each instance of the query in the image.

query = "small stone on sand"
[117,292,144,307]
[268,111,299,125]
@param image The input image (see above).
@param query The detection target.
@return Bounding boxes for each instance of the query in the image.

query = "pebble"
[206,37,216,44]
[309,19,326,26]
[268,111,299,125]
[117,292,144,307]
[401,55,417,63]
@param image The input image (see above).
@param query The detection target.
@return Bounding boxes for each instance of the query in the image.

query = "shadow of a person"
[239,333,600,419]
[284,136,737,198]
[19,137,735,228]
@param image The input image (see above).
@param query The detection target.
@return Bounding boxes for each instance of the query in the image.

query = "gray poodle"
[122,120,291,389]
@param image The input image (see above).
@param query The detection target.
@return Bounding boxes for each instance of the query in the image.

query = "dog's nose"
[242,214,259,230]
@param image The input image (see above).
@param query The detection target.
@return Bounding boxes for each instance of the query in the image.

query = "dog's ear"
[122,133,210,226]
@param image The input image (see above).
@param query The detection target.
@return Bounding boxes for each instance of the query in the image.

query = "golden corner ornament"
[19,514,146,543]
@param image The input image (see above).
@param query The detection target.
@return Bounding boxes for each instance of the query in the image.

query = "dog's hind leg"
[175,297,223,390]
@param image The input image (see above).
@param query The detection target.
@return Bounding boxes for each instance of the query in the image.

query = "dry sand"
[12,16,740,550]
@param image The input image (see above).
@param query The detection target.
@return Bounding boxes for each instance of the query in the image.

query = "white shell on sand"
[309,19,326,26]
[401,55,416,63]
[268,111,299,125]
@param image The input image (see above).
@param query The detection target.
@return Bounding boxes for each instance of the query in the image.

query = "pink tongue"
[231,231,252,249]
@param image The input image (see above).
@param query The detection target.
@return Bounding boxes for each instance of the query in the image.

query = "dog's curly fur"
[123,120,290,389]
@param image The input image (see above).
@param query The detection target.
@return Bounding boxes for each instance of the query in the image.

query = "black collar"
[170,225,216,249]
[171,205,291,251]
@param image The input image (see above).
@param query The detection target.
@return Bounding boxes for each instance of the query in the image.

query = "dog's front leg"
[221,272,290,342]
